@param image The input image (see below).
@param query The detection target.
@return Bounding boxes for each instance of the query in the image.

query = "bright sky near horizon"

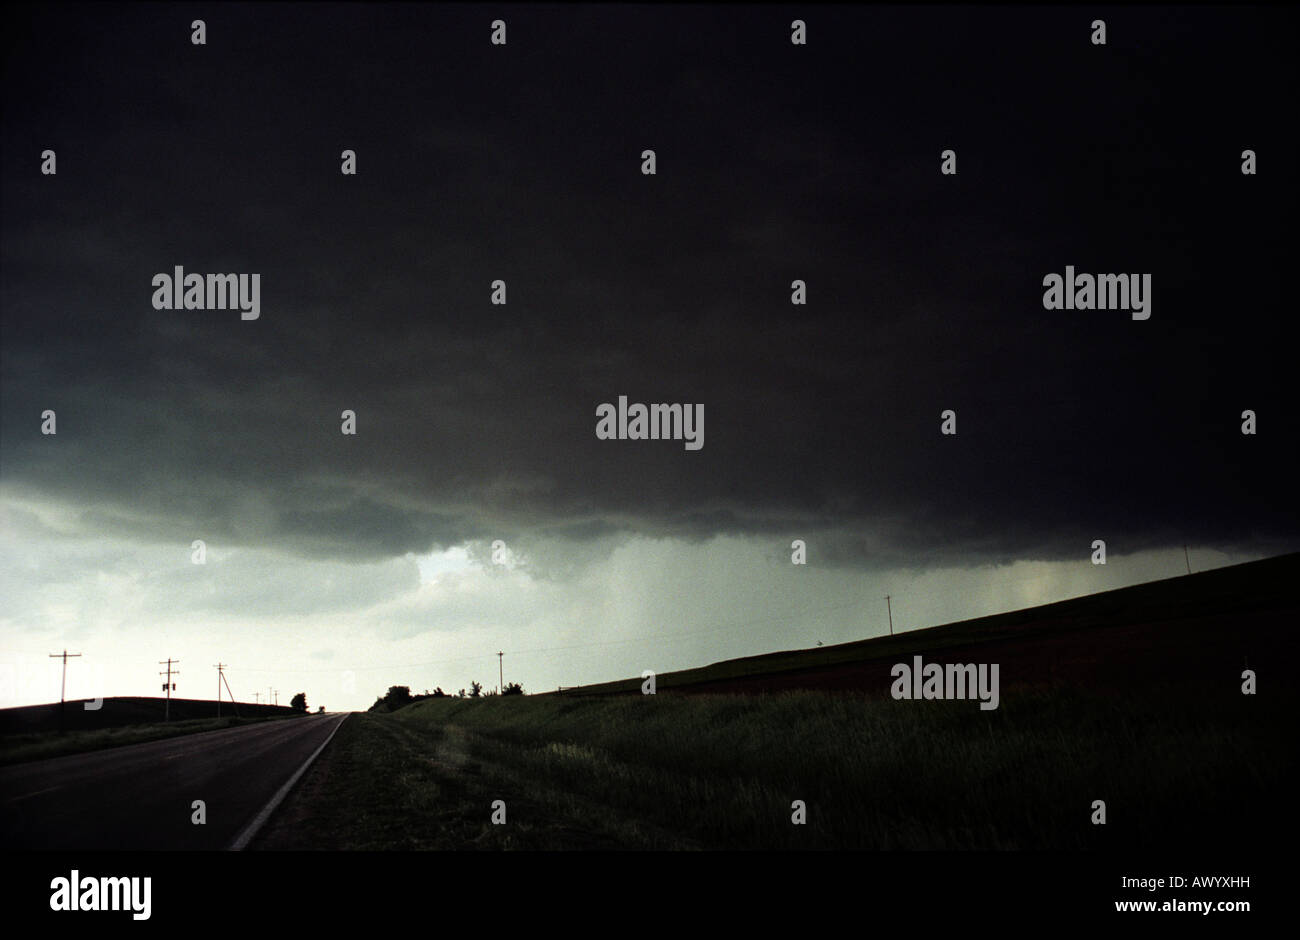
[3,8,1295,712]
[0,501,1267,712]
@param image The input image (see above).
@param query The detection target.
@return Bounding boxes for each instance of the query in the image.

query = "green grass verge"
[262,683,1291,850]
[0,715,292,767]
[253,713,644,849]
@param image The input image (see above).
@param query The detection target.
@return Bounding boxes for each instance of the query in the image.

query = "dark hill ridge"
[546,552,1299,697]
[0,697,295,734]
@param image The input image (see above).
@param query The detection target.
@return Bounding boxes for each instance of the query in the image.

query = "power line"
[215,593,911,680]
[219,579,1051,678]
[218,597,877,678]
[210,549,1210,683]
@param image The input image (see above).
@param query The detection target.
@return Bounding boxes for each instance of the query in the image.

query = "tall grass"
[0,715,286,766]
[385,683,1287,850]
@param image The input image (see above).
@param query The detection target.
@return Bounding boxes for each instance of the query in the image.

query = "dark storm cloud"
[3,4,1296,568]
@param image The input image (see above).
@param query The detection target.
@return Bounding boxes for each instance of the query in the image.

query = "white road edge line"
[228,713,349,851]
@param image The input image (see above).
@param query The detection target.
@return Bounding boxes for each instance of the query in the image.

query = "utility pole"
[214,663,226,718]
[50,649,81,731]
[1184,544,1192,575]
[50,649,82,704]
[252,692,260,705]
[885,596,894,636]
[218,665,239,718]
[273,689,278,707]
[498,651,504,693]
[159,659,179,721]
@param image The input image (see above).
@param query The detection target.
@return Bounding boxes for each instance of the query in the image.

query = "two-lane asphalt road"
[0,713,348,850]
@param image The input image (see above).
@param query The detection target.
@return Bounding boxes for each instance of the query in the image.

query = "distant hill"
[0,697,295,734]
[546,551,1299,697]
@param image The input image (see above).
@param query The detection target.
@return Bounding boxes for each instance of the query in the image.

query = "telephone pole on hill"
[49,650,81,733]
[885,596,894,636]
[49,649,82,705]
[252,692,260,704]
[159,659,179,721]
[498,651,504,693]
[218,664,238,717]
[214,663,226,717]
[273,689,278,707]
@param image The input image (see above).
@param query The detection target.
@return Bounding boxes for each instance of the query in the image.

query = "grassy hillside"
[549,552,1299,695]
[0,714,302,767]
[254,552,1296,850]
[0,696,307,765]
[0,696,296,735]
[259,680,1289,851]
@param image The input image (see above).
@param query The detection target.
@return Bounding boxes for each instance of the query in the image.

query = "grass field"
[256,556,1296,851]
[257,680,1289,850]
[0,714,299,767]
[0,696,296,735]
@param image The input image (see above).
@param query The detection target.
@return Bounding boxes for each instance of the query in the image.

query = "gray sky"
[2,5,1295,709]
